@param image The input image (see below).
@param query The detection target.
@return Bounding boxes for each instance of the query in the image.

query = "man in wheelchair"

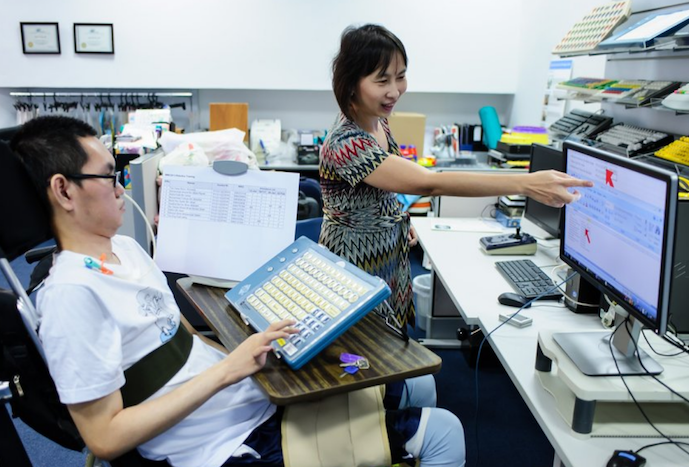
[10,116,465,467]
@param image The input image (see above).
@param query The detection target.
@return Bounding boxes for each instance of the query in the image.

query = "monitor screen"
[525,144,564,238]
[560,142,678,335]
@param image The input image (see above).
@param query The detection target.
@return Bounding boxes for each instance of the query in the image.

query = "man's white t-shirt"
[37,235,275,467]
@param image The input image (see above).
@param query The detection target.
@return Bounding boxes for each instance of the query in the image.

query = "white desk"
[412,216,684,467]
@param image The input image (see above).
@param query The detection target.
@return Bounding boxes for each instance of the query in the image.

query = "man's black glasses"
[63,171,121,188]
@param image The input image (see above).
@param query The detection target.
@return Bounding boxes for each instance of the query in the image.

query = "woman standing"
[319,24,591,328]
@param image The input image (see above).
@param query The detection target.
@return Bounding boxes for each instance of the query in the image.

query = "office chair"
[0,141,166,467]
[298,176,323,214]
[295,217,323,243]
[0,125,22,142]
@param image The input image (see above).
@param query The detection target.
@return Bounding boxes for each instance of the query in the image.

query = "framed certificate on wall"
[20,22,61,54]
[74,23,114,54]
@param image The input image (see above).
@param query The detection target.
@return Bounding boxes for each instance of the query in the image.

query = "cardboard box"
[209,103,249,141]
[388,112,426,157]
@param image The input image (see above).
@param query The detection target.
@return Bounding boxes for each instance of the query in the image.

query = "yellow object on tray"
[500,126,549,146]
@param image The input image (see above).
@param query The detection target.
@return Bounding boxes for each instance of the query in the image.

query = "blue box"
[495,209,521,228]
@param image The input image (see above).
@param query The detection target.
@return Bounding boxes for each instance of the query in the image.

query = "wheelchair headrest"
[0,140,53,262]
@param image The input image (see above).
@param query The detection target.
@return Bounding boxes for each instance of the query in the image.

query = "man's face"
[67,136,125,238]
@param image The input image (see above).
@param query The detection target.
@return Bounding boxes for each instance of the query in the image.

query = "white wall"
[0,0,521,93]
[508,0,607,126]
[196,89,512,131]
[3,1,683,138]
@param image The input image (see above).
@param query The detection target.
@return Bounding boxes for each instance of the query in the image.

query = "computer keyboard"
[548,109,612,138]
[225,237,391,370]
[616,81,680,107]
[594,123,674,156]
[495,259,562,300]
[593,80,648,100]
[557,77,619,95]
[655,137,689,167]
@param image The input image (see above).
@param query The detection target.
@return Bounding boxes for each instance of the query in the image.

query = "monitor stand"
[553,312,663,377]
[536,328,689,435]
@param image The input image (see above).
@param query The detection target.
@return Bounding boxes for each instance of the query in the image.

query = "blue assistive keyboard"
[225,237,391,370]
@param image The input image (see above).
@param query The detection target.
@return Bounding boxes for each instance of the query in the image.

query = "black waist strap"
[121,324,193,408]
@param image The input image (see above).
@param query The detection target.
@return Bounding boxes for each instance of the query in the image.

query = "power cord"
[547,264,601,311]
[123,192,157,259]
[472,270,576,467]
[609,318,689,459]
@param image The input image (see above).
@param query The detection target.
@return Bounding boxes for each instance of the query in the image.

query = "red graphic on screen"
[585,228,591,243]
[605,169,615,188]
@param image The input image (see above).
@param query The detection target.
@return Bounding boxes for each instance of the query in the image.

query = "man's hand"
[221,319,298,384]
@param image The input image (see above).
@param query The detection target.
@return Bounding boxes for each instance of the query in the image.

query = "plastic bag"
[159,128,259,170]
[205,139,259,170]
[158,142,209,174]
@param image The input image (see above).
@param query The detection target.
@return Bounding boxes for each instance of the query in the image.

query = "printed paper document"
[156,165,299,281]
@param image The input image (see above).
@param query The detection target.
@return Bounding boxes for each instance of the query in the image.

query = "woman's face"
[353,52,407,121]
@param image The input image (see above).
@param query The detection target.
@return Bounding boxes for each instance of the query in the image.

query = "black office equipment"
[549,109,612,140]
[497,292,531,308]
[297,144,319,165]
[558,141,680,376]
[594,123,674,157]
[495,259,562,300]
[524,144,564,239]
[480,230,537,255]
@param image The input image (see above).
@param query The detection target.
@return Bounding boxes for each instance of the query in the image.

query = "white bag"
[158,143,209,174]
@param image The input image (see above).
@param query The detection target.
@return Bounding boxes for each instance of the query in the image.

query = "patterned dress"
[319,114,415,328]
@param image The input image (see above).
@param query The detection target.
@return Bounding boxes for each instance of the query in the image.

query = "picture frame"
[74,23,114,54]
[20,22,61,54]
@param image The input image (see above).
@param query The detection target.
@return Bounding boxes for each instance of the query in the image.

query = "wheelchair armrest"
[24,246,57,264]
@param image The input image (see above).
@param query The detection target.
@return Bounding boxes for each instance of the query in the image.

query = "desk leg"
[418,317,466,348]
[552,451,564,467]
[419,273,466,349]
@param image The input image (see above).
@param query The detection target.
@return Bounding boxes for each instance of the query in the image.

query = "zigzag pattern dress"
[319,114,415,328]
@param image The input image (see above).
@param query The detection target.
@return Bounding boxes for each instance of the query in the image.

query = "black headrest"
[0,141,53,262]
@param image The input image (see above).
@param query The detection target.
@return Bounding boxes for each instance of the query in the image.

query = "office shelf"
[556,90,689,116]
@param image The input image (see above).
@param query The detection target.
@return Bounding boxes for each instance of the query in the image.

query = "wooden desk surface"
[177,277,442,405]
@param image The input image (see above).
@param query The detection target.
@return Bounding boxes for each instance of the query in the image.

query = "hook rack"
[10,92,193,98]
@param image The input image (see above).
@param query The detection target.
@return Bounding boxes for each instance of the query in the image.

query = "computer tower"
[668,199,689,335]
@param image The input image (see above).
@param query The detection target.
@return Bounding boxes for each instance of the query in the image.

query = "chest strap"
[121,324,193,408]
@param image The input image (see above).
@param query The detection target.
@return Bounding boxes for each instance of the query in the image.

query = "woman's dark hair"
[332,24,407,119]
[11,115,97,210]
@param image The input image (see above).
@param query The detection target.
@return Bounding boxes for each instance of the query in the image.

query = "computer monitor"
[524,144,564,239]
[557,141,678,376]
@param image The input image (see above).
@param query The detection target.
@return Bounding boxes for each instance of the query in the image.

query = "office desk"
[177,277,441,405]
[412,217,683,467]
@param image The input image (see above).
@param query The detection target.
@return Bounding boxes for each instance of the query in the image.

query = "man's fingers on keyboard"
[267,319,296,331]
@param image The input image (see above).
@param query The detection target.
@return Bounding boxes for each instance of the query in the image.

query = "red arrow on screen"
[585,228,591,243]
[605,169,615,187]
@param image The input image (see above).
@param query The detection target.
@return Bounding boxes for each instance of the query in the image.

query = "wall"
[508,0,607,126]
[4,1,683,140]
[196,89,512,132]
[0,0,521,93]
